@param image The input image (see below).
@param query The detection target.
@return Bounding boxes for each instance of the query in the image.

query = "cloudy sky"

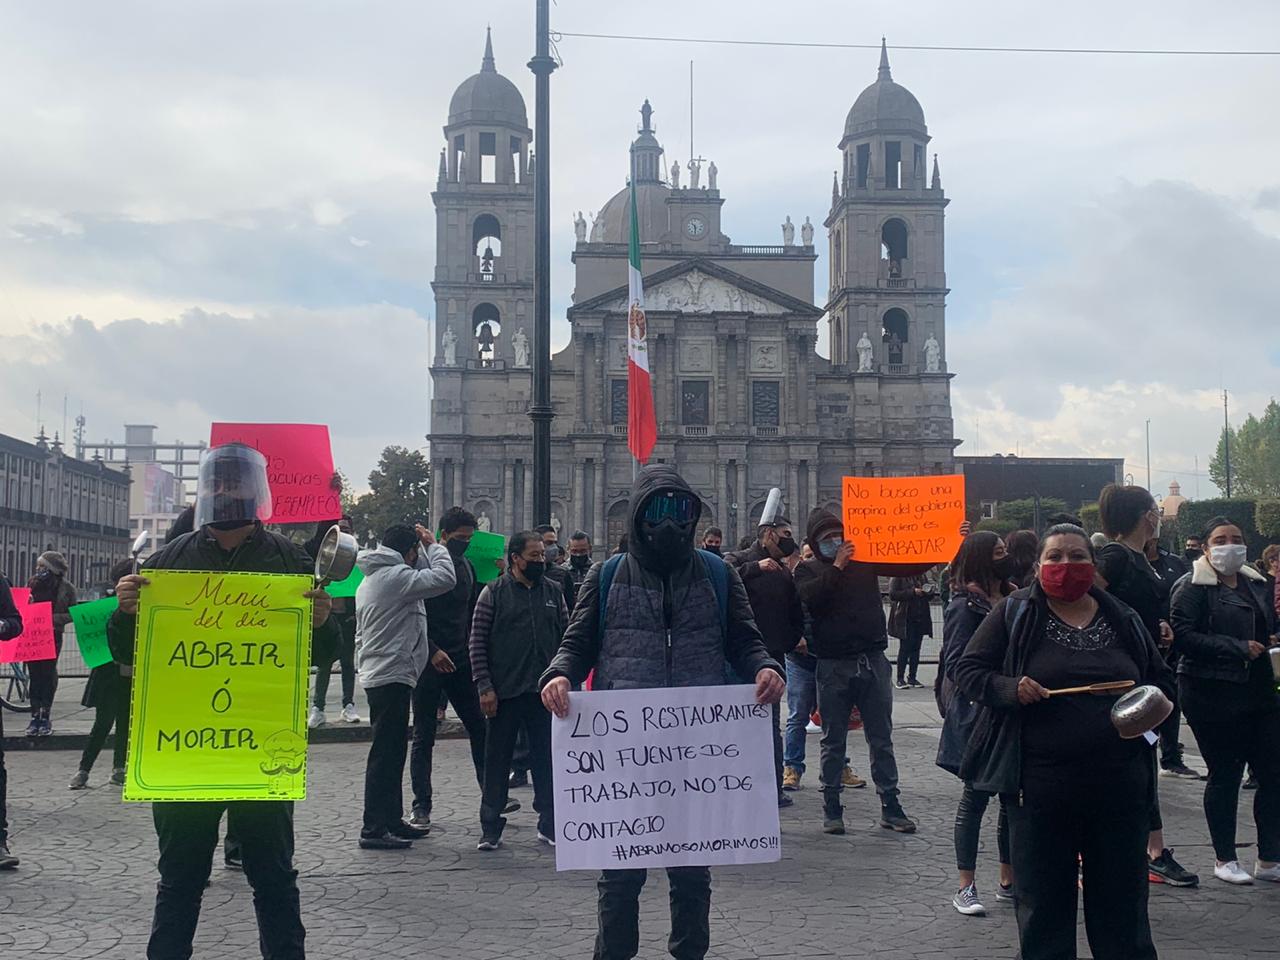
[1,1,1277,498]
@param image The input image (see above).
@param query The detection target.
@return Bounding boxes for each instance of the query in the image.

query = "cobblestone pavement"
[1,691,1277,959]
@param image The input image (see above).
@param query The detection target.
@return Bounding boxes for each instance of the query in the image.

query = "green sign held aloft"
[325,565,363,598]
[466,529,507,583]
[69,596,120,669]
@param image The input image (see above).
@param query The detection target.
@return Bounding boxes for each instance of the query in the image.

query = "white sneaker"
[537,831,556,847]
[1214,861,1254,885]
[805,722,821,734]
[952,883,986,916]
[307,706,325,730]
[1255,862,1280,883]
[340,703,361,723]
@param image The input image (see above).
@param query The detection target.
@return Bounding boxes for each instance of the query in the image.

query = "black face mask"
[992,555,1015,579]
[570,554,591,570]
[209,519,254,532]
[34,569,53,581]
[1183,549,1201,564]
[522,560,545,585]
[446,538,470,558]
[641,518,695,566]
[704,545,722,557]
[776,536,797,558]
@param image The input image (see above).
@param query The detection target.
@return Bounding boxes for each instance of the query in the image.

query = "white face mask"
[1208,543,1248,576]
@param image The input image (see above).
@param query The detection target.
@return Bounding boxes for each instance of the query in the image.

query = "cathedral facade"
[428,33,957,548]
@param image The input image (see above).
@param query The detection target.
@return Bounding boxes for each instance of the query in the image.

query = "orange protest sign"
[841,474,966,564]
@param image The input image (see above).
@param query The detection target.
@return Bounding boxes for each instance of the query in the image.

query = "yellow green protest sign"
[124,570,314,803]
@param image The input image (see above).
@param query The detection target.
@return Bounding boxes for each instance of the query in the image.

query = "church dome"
[594,181,671,244]
[448,29,529,130]
[843,41,927,141]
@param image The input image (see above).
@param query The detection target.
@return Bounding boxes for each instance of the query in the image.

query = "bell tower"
[431,28,534,369]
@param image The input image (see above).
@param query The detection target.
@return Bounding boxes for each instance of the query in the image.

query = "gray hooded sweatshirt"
[355,542,456,690]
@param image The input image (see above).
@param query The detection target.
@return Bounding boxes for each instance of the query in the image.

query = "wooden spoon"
[1045,680,1136,697]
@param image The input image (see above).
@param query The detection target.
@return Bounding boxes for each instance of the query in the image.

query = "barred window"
[752,382,780,426]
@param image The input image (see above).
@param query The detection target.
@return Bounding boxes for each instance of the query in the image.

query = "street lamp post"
[527,0,556,526]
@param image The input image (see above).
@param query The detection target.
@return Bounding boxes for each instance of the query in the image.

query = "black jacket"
[1171,557,1278,685]
[954,583,1174,795]
[541,463,779,690]
[469,573,568,700]
[0,575,22,641]
[725,541,804,659]
[424,554,477,662]
[546,563,577,614]
[888,574,935,639]
[108,524,323,666]
[793,508,932,660]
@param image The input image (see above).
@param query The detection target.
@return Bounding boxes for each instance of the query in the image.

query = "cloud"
[0,305,429,492]
[950,180,1280,493]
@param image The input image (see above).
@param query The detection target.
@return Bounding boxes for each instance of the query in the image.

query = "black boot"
[822,801,845,835]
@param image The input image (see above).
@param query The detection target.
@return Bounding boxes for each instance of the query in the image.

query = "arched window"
[472,303,501,366]
[880,218,908,276]
[882,308,909,365]
[473,215,502,277]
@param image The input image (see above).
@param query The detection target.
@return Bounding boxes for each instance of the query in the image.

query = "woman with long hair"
[938,531,1016,915]
[1171,516,1280,885]
[955,524,1171,960]
[1003,529,1039,589]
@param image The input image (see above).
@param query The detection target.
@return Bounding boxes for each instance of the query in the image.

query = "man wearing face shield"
[726,514,805,808]
[108,443,332,960]
[540,464,784,960]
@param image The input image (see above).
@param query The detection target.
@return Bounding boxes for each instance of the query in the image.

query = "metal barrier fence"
[54,600,950,679]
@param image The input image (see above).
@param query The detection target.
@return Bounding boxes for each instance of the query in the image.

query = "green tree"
[995,497,1069,532]
[347,446,432,545]
[1209,399,1280,498]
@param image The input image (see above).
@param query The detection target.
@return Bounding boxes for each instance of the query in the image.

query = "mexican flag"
[626,179,657,464]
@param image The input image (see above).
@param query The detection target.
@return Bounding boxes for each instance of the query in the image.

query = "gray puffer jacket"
[541,464,779,691]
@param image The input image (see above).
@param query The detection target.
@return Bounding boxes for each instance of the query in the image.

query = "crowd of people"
[1,456,1279,960]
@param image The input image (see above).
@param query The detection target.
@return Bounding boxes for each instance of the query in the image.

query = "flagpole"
[528,0,556,526]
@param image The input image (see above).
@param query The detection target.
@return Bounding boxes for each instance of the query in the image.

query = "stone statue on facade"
[687,158,701,190]
[924,333,941,372]
[476,510,491,532]
[512,326,530,368]
[800,216,814,246]
[670,160,681,188]
[707,161,717,189]
[589,211,602,242]
[856,331,874,372]
[781,215,795,246]
[441,325,457,366]
[550,513,561,537]
[574,211,587,243]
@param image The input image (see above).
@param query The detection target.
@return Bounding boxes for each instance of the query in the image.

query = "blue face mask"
[818,538,841,560]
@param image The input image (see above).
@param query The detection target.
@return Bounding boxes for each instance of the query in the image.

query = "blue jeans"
[784,656,817,773]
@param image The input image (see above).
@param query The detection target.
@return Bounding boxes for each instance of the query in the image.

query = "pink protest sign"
[1,588,57,663]
[210,423,342,523]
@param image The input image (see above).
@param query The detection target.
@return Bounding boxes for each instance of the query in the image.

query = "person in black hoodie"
[792,508,950,836]
[409,506,490,830]
[888,572,935,689]
[0,573,23,870]
[726,515,804,807]
[541,465,782,960]
[955,524,1171,960]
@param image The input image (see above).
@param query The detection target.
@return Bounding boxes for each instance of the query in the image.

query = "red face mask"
[1039,562,1095,602]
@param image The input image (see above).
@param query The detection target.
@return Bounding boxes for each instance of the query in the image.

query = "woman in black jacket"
[888,573,934,688]
[955,524,1172,960]
[937,531,1015,917]
[1170,516,1280,886]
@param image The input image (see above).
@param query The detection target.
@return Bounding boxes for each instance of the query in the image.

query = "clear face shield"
[194,443,273,530]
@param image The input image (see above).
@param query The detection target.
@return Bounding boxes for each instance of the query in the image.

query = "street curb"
[0,718,469,752]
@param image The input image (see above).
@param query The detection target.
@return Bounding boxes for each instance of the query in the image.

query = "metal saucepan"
[314,523,358,586]
[1267,646,1280,685]
[1110,685,1174,740]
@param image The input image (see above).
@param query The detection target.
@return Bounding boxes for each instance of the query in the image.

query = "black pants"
[1184,705,1280,862]
[80,677,131,773]
[480,692,553,838]
[816,654,900,807]
[148,800,303,960]
[361,682,411,837]
[511,728,529,778]
[1005,759,1156,960]
[770,700,783,796]
[0,706,8,845]
[410,658,486,817]
[954,784,1009,872]
[594,867,712,960]
[896,629,925,683]
[312,620,355,709]
[27,636,61,711]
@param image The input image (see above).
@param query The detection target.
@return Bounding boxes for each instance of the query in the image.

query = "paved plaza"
[1,687,1277,959]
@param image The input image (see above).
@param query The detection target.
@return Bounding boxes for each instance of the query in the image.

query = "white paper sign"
[551,684,781,871]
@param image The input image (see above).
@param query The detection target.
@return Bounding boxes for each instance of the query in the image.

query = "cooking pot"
[1268,646,1280,686]
[314,524,358,586]
[1110,685,1174,740]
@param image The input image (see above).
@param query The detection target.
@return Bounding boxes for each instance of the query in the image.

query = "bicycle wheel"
[0,662,31,712]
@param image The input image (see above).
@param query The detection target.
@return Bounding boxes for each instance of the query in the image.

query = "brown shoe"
[841,765,867,789]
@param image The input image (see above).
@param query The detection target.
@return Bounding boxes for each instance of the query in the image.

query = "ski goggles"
[641,491,699,525]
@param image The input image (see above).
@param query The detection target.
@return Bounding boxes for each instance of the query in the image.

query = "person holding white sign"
[540,465,784,960]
